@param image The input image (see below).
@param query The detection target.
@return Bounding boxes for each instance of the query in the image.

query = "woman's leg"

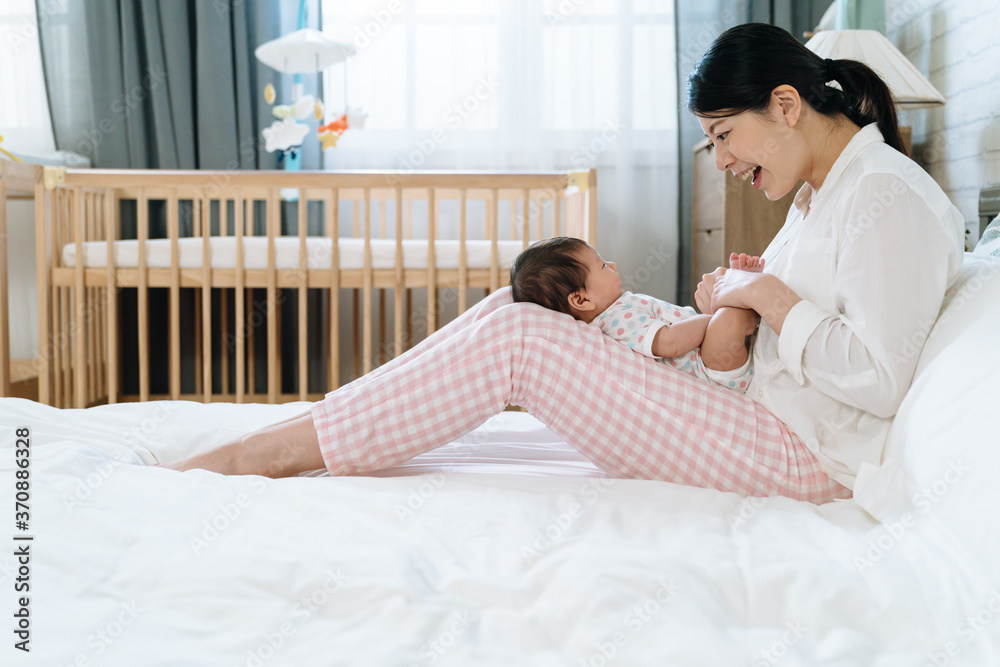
[161,289,513,476]
[310,301,850,504]
[159,409,326,477]
[339,287,514,393]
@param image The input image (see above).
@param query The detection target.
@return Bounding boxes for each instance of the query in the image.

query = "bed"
[32,167,596,408]
[2,250,999,665]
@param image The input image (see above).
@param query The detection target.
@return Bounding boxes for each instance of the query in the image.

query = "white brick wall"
[886,0,1000,246]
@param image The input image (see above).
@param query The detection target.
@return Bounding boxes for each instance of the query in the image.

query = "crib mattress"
[61,237,526,271]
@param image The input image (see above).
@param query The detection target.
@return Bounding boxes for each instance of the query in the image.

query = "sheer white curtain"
[0,0,56,155]
[320,0,681,301]
[0,0,57,361]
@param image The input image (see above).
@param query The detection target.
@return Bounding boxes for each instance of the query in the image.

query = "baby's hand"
[729,252,765,273]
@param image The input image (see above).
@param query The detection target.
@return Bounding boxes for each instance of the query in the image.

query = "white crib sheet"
[61,237,527,270]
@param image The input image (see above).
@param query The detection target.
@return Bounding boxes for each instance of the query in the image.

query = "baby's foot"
[729,252,765,273]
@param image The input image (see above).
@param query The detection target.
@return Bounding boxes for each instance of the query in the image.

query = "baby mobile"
[254,0,367,200]
[0,135,23,162]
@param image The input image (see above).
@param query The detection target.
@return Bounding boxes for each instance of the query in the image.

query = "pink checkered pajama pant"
[310,287,852,504]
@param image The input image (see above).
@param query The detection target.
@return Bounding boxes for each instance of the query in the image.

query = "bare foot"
[158,440,243,474]
[729,252,765,273]
[157,411,327,477]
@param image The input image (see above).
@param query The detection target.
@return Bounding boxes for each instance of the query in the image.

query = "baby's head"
[510,237,622,322]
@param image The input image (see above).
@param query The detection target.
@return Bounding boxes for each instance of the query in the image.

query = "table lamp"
[805,29,945,156]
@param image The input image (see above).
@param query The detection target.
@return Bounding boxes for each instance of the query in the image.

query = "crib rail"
[0,160,43,401]
[36,168,597,408]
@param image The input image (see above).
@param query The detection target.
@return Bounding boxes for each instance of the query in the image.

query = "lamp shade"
[255,28,355,74]
[805,30,945,109]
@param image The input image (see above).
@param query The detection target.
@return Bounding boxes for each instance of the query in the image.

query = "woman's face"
[697,105,803,201]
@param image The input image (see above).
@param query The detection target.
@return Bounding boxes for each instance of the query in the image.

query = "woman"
[163,24,964,504]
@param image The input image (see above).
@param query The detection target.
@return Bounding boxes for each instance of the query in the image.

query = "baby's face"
[580,245,623,315]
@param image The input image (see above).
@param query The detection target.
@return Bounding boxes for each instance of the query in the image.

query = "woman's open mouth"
[738,165,763,188]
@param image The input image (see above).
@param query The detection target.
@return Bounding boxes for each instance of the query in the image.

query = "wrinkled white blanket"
[0,398,997,666]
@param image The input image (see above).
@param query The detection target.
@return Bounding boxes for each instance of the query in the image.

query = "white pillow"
[974,213,1000,258]
[852,253,1000,573]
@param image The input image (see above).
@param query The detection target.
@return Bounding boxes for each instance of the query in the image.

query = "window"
[0,0,56,154]
[318,0,681,304]
[319,0,677,166]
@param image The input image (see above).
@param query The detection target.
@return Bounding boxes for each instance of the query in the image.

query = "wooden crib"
[35,168,596,408]
[0,159,42,401]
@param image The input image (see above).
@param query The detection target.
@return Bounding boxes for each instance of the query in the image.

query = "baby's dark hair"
[509,237,590,316]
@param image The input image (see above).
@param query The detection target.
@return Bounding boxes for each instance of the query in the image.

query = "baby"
[509,237,761,392]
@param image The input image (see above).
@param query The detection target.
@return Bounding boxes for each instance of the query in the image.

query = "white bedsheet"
[1,398,997,666]
[61,237,526,270]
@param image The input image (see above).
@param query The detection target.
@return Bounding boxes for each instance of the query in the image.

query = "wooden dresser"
[690,137,796,300]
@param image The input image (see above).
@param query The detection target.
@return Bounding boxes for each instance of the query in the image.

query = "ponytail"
[823,58,905,155]
[687,24,906,155]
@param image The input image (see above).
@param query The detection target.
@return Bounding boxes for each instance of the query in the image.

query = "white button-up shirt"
[749,123,965,489]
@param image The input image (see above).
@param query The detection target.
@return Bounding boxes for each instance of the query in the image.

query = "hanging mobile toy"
[318,114,348,135]
[0,135,23,162]
[254,0,361,199]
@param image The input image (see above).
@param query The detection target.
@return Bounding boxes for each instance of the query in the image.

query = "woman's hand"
[695,267,726,314]
[711,271,803,336]
[711,269,764,311]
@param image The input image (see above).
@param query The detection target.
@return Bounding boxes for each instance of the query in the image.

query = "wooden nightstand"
[690,138,797,301]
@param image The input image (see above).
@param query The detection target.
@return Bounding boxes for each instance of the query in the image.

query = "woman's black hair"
[509,237,590,316]
[687,23,905,155]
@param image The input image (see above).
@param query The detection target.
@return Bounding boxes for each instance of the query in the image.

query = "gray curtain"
[37,0,325,170]
[37,0,325,397]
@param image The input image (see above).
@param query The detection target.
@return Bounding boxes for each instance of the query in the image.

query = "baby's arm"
[729,252,765,273]
[651,314,711,359]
